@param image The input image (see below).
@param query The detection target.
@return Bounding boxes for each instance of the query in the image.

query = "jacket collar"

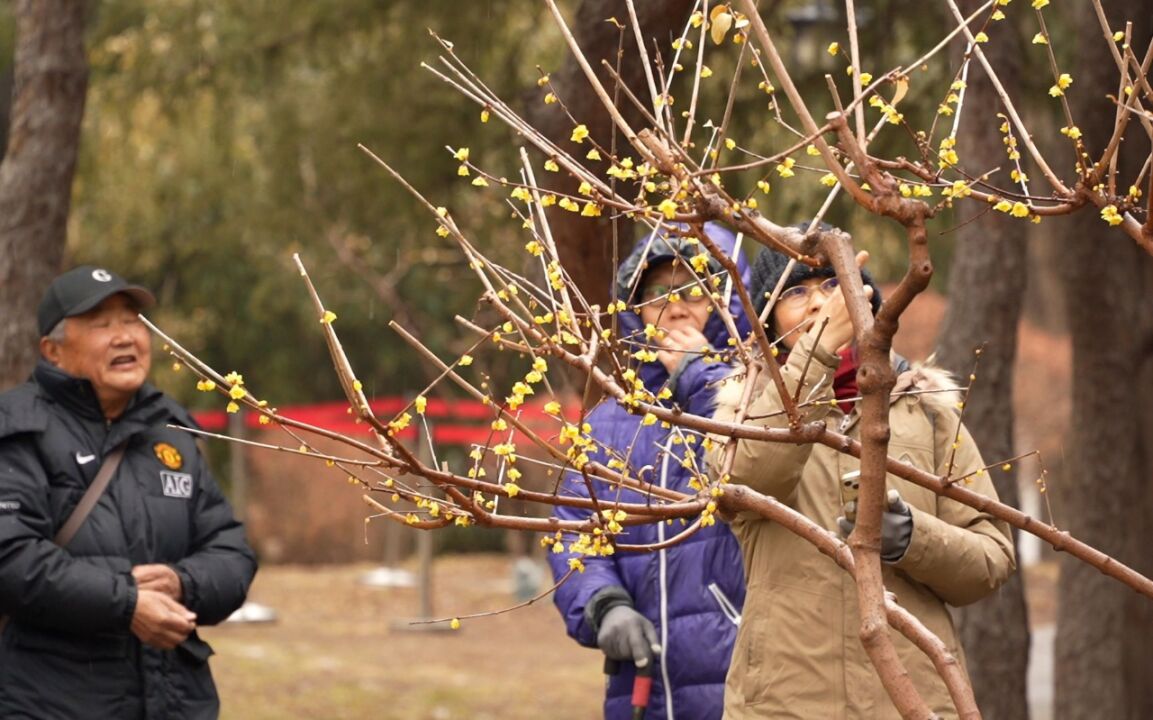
[34,359,167,428]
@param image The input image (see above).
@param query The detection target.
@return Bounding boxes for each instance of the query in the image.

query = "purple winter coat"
[547,222,750,720]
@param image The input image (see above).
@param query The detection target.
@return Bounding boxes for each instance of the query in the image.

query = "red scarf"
[833,347,860,415]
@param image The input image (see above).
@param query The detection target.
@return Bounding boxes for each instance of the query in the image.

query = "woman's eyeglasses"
[777,277,840,307]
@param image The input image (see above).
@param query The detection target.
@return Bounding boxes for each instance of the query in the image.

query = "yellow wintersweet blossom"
[1032,0,1048,8]
[480,108,490,123]
[1060,126,1082,139]
[450,618,461,630]
[258,414,271,425]
[226,401,240,414]
[700,65,713,78]
[806,144,820,156]
[1101,205,1124,226]
[544,158,560,172]
[858,72,873,86]
[1032,32,1048,44]
[504,483,521,498]
[224,371,244,386]
[544,400,562,416]
[453,148,470,162]
[994,199,1013,213]
[992,9,1005,20]
[577,181,594,196]
[827,42,839,56]
[558,197,580,212]
[657,198,679,219]
[457,164,470,177]
[414,395,427,415]
[757,179,771,194]
[1113,31,1125,42]
[724,138,736,150]
[321,310,337,324]
[510,187,532,202]
[459,354,474,366]
[1010,169,1028,183]
[1010,202,1030,218]
[581,202,602,217]
[642,413,658,426]
[471,176,489,187]
[571,124,590,143]
[544,92,557,105]
[819,173,838,188]
[776,157,796,178]
[228,384,246,400]
[1056,73,1073,90]
[388,413,412,433]
[974,32,989,43]
[586,148,602,161]
[196,379,216,392]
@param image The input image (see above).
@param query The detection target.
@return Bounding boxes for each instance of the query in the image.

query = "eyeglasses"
[777,277,840,307]
[638,283,711,306]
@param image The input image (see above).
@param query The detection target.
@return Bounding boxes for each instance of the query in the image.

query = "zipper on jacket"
[707,582,742,626]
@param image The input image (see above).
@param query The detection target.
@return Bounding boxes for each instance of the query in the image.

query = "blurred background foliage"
[0,0,1073,408]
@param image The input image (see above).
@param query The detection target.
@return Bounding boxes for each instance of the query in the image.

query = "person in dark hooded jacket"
[0,266,257,720]
[547,222,750,720]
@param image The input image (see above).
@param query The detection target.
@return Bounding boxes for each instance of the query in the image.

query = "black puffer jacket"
[0,361,257,720]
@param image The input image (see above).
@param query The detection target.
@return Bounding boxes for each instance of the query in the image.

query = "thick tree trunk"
[935,5,1030,717]
[1,66,13,161]
[523,0,696,305]
[0,0,88,390]
[1053,2,1153,718]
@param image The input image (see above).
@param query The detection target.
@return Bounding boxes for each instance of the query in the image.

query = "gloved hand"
[837,488,913,563]
[597,605,661,669]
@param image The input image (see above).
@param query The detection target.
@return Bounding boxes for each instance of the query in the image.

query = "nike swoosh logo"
[75,452,97,465]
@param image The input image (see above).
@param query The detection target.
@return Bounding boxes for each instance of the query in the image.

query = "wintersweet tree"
[151,1,1152,716]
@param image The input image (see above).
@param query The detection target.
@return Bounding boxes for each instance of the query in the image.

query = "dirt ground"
[201,554,605,720]
[202,553,1059,720]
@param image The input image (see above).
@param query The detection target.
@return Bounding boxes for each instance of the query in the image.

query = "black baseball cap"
[38,265,156,336]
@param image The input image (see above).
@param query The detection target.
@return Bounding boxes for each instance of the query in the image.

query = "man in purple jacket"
[547,222,750,720]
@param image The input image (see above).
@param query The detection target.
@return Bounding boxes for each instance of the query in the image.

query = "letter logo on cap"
[92,269,113,282]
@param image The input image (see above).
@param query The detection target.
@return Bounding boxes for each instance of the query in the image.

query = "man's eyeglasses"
[639,283,710,306]
[777,277,840,307]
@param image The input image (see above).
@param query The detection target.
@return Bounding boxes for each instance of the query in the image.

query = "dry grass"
[201,554,604,720]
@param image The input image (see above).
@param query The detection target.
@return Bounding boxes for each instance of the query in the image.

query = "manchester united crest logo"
[154,442,183,470]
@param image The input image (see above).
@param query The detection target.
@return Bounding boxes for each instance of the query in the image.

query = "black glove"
[597,604,660,669]
[837,488,913,563]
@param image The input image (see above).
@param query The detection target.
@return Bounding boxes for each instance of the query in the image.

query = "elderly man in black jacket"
[0,266,257,719]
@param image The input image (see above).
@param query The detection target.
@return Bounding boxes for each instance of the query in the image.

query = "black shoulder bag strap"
[54,441,129,547]
[0,441,129,634]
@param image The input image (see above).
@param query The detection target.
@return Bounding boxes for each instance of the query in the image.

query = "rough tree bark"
[1053,1,1153,717]
[0,0,88,390]
[523,0,697,305]
[934,5,1031,718]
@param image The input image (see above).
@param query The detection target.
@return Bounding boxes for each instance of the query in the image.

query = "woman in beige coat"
[707,245,1016,719]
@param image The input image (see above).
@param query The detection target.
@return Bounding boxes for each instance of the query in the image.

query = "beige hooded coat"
[708,333,1016,719]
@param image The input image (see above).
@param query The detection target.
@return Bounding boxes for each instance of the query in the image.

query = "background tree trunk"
[0,0,89,390]
[1053,1,1153,717]
[523,0,696,306]
[0,65,13,161]
[935,4,1030,717]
